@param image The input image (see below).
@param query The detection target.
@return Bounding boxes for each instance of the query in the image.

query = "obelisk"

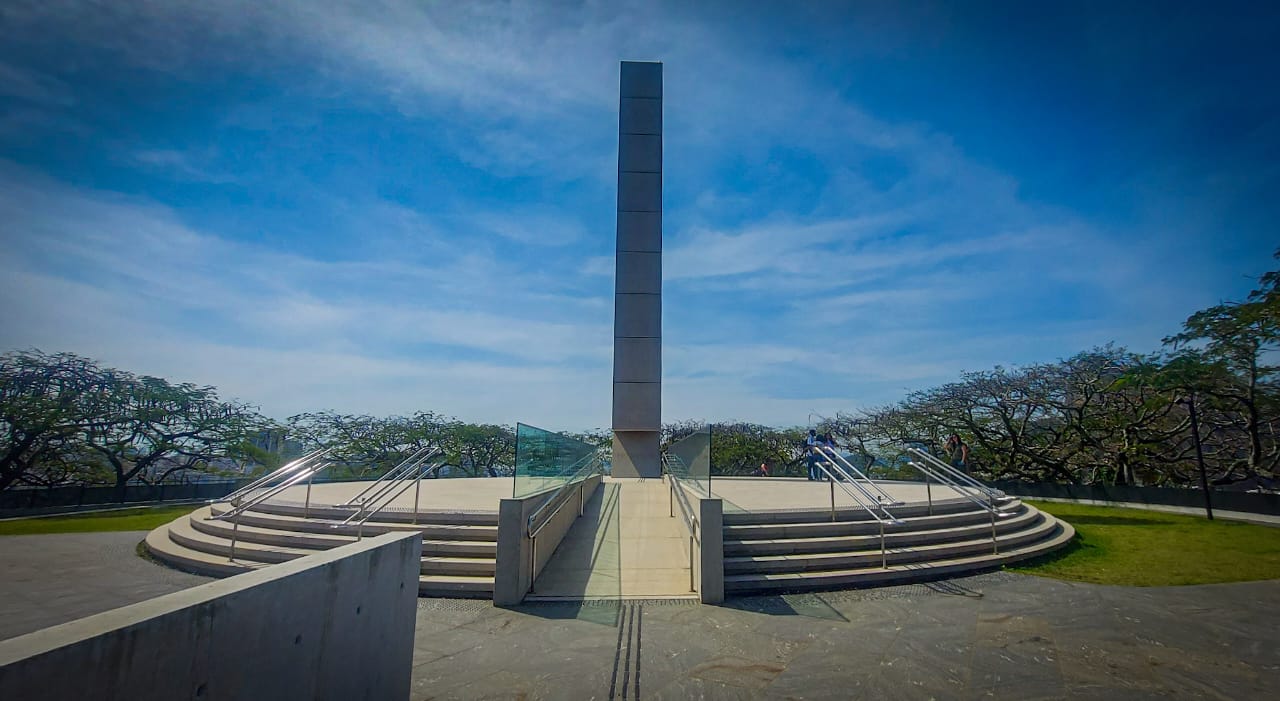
[611,61,662,478]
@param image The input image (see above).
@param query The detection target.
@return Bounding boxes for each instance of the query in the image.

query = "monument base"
[612,431,660,478]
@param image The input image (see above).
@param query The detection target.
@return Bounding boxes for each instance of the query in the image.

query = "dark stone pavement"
[411,573,1280,700]
[0,531,211,641]
[2,532,1277,699]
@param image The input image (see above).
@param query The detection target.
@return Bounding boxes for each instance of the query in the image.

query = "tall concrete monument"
[611,61,662,478]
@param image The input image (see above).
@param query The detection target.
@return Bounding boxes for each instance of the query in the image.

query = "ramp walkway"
[530,478,694,599]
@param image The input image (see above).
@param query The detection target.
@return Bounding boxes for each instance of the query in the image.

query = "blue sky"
[0,1,1276,431]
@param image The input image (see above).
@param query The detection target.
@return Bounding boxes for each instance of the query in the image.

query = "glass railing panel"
[666,426,711,498]
[513,422,597,499]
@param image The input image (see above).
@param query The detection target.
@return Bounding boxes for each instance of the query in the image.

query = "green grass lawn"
[1010,500,1280,586]
[0,505,198,536]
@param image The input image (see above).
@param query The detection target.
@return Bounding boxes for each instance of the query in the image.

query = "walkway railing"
[663,454,699,592]
[906,447,1010,502]
[902,448,1017,555]
[810,453,902,569]
[336,448,446,538]
[218,448,330,505]
[816,446,905,506]
[525,450,605,593]
[338,446,439,507]
[209,450,333,562]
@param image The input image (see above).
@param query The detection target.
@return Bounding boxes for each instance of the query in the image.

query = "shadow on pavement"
[721,593,849,622]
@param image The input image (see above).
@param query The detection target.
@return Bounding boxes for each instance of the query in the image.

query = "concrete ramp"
[531,478,693,599]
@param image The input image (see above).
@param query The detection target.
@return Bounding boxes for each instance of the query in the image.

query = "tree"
[1164,259,1280,483]
[438,422,515,477]
[81,373,263,496]
[0,351,106,490]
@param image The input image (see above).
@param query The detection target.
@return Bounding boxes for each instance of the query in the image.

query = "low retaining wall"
[0,531,422,701]
[697,495,724,604]
[494,474,603,606]
[992,481,1280,516]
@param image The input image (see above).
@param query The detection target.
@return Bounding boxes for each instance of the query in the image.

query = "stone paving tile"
[408,574,1280,700]
[3,529,1277,700]
[0,530,211,641]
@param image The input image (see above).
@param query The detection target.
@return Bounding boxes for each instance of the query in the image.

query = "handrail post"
[689,534,695,592]
[669,482,674,517]
[925,473,932,516]
[303,470,314,519]
[412,464,423,525]
[578,483,584,516]
[529,537,537,594]
[990,506,998,554]
[829,470,836,522]
[880,519,886,569]
[229,518,239,562]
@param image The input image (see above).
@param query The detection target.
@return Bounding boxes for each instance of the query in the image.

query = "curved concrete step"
[242,499,498,526]
[209,503,499,542]
[724,501,1024,541]
[149,523,494,596]
[419,574,494,598]
[724,518,1076,593]
[167,516,313,564]
[722,495,1017,525]
[725,515,1057,575]
[421,556,495,577]
[725,507,1041,556]
[193,506,498,561]
[191,507,356,550]
[144,525,261,577]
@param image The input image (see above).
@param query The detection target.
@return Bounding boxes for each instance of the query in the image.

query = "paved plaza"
[0,531,212,641]
[412,573,1280,700]
[3,530,1277,699]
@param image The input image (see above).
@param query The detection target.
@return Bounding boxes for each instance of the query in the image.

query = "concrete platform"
[709,476,979,512]
[531,478,695,600]
[263,478,511,513]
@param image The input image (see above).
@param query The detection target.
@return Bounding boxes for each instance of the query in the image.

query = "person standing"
[945,433,970,471]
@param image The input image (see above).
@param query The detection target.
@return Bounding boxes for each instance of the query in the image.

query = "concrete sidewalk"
[530,478,694,599]
[413,572,1280,699]
[0,531,211,641]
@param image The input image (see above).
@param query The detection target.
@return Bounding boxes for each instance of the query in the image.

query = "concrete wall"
[494,474,603,606]
[670,478,723,604]
[612,60,663,478]
[0,531,421,701]
[698,496,724,604]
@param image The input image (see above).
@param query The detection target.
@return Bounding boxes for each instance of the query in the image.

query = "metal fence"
[0,481,250,513]
[992,480,1280,516]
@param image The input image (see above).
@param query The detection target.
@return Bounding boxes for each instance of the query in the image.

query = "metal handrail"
[905,460,1015,518]
[906,460,1012,554]
[338,448,442,515]
[809,454,900,569]
[816,446,905,506]
[906,447,1010,501]
[525,452,605,595]
[339,458,447,538]
[211,457,331,562]
[218,448,329,505]
[212,458,331,522]
[812,451,899,524]
[338,446,438,506]
[527,452,604,539]
[664,454,700,592]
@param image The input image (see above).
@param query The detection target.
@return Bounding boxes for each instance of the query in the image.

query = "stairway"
[721,497,1074,594]
[145,500,498,598]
